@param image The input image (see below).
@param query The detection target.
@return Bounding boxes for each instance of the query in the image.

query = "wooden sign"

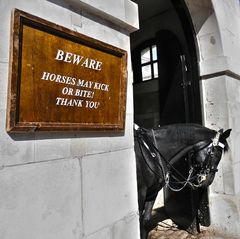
[6,9,127,132]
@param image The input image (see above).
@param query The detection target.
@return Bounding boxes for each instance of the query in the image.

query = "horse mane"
[144,123,218,162]
[154,123,216,145]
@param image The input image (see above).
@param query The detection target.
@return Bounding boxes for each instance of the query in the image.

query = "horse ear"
[221,129,232,140]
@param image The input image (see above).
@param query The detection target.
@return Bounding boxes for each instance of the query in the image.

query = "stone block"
[80,12,129,48]
[112,212,140,239]
[0,109,35,167]
[84,227,111,239]
[35,134,71,162]
[81,148,138,235]
[198,32,222,61]
[199,56,228,76]
[124,0,139,30]
[209,194,240,237]
[211,0,227,30]
[82,0,125,20]
[0,63,8,95]
[217,151,234,195]
[228,102,240,127]
[221,29,240,63]
[107,0,126,20]
[126,79,134,115]
[64,0,138,32]
[229,129,240,165]
[212,0,240,38]
[0,0,73,33]
[0,93,7,112]
[233,162,240,194]
[70,114,134,157]
[0,158,83,239]
[0,9,11,63]
[210,162,224,194]
[223,170,235,195]
[0,134,35,167]
[201,76,229,128]
[226,77,240,103]
[228,54,240,77]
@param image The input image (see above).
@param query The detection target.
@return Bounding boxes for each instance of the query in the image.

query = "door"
[155,30,208,232]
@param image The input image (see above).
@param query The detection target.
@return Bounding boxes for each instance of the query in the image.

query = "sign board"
[6,9,127,132]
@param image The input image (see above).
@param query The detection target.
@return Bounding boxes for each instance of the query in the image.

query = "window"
[140,44,158,81]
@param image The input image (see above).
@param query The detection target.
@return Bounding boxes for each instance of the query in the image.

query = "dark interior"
[130,0,207,232]
[131,0,202,128]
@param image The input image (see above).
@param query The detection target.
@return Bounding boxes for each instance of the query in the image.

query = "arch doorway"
[130,0,206,233]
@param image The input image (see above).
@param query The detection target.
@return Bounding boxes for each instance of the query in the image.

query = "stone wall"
[192,0,240,237]
[0,1,140,238]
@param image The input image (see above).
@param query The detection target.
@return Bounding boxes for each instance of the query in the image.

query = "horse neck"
[151,124,215,163]
[154,137,191,163]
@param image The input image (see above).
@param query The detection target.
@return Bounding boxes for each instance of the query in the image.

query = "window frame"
[132,39,159,83]
[140,44,158,81]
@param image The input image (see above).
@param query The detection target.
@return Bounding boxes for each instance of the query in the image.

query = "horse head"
[191,128,231,188]
[134,123,231,239]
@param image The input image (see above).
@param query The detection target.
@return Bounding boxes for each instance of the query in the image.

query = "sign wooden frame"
[6,9,127,132]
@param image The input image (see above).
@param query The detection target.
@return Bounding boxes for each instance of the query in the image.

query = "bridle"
[135,126,225,192]
[189,129,225,186]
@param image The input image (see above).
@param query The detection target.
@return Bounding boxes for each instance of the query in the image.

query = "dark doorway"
[132,30,188,127]
[131,0,208,233]
[156,30,187,125]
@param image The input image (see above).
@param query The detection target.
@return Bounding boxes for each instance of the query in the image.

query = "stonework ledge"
[200,56,240,81]
[61,0,139,32]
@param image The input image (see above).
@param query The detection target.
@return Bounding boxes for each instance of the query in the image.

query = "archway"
[130,0,205,232]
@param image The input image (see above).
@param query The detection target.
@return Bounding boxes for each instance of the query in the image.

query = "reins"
[136,127,198,191]
[136,129,164,178]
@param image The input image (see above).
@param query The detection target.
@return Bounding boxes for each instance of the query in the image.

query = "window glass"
[141,47,151,64]
[153,62,158,78]
[142,64,152,81]
[152,45,157,61]
[137,43,159,81]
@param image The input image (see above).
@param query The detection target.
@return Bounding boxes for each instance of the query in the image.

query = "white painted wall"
[0,1,140,239]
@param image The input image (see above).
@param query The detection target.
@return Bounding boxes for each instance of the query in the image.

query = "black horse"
[134,123,231,239]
